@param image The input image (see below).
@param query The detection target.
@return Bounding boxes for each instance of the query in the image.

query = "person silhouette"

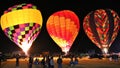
[16,54,20,68]
[57,56,63,68]
[50,56,54,68]
[41,56,46,68]
[28,55,33,68]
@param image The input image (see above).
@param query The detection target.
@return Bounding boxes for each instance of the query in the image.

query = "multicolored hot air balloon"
[46,10,80,54]
[83,9,120,54]
[0,3,43,55]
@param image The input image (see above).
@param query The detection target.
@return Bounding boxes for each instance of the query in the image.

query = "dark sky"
[0,0,120,54]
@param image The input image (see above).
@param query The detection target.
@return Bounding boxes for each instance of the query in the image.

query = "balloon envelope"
[46,10,80,53]
[0,3,43,55]
[83,9,120,54]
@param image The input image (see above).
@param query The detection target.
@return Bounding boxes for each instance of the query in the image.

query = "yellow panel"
[51,35,68,48]
[1,9,42,30]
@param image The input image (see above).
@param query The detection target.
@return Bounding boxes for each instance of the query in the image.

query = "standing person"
[0,56,1,68]
[114,54,119,62]
[28,56,33,68]
[69,57,74,67]
[57,56,63,68]
[50,56,54,68]
[16,54,20,68]
[41,56,46,68]
[34,58,40,65]
[0,52,2,68]
[46,56,50,68]
[74,57,78,65]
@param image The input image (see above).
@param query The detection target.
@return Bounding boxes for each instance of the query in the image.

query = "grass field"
[1,57,120,68]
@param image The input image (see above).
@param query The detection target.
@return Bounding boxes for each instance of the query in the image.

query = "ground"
[1,57,120,68]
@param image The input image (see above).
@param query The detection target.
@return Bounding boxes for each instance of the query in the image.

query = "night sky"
[0,0,120,54]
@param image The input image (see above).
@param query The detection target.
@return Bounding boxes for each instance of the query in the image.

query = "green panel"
[25,27,30,31]
[12,8,17,11]
[36,28,40,31]
[9,26,14,30]
[33,30,36,33]
[21,3,26,5]
[21,31,25,35]
[32,6,37,9]
[30,23,34,27]
[8,35,12,39]
[17,5,22,8]
[8,31,12,35]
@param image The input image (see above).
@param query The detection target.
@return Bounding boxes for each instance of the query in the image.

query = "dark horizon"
[0,0,120,54]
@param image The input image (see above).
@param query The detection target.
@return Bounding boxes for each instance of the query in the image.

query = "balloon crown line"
[2,3,120,22]
[4,3,37,14]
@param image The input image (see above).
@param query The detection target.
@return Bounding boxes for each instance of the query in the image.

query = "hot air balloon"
[0,3,43,55]
[83,9,120,54]
[46,10,80,54]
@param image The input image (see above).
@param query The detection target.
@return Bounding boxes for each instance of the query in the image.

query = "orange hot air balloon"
[46,10,80,54]
[83,9,120,54]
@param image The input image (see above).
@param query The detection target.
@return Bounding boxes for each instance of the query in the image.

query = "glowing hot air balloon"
[0,3,43,55]
[83,9,120,54]
[46,10,80,54]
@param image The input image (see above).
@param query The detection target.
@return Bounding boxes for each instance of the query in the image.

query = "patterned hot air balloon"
[0,3,43,55]
[46,10,80,54]
[83,9,120,54]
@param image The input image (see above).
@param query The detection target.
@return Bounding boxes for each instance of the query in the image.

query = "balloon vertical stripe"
[105,9,114,46]
[83,9,120,53]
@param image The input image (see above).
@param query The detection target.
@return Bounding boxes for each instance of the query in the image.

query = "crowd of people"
[3,53,119,68]
[109,53,119,62]
[33,56,61,68]
[27,55,79,68]
[69,57,78,67]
